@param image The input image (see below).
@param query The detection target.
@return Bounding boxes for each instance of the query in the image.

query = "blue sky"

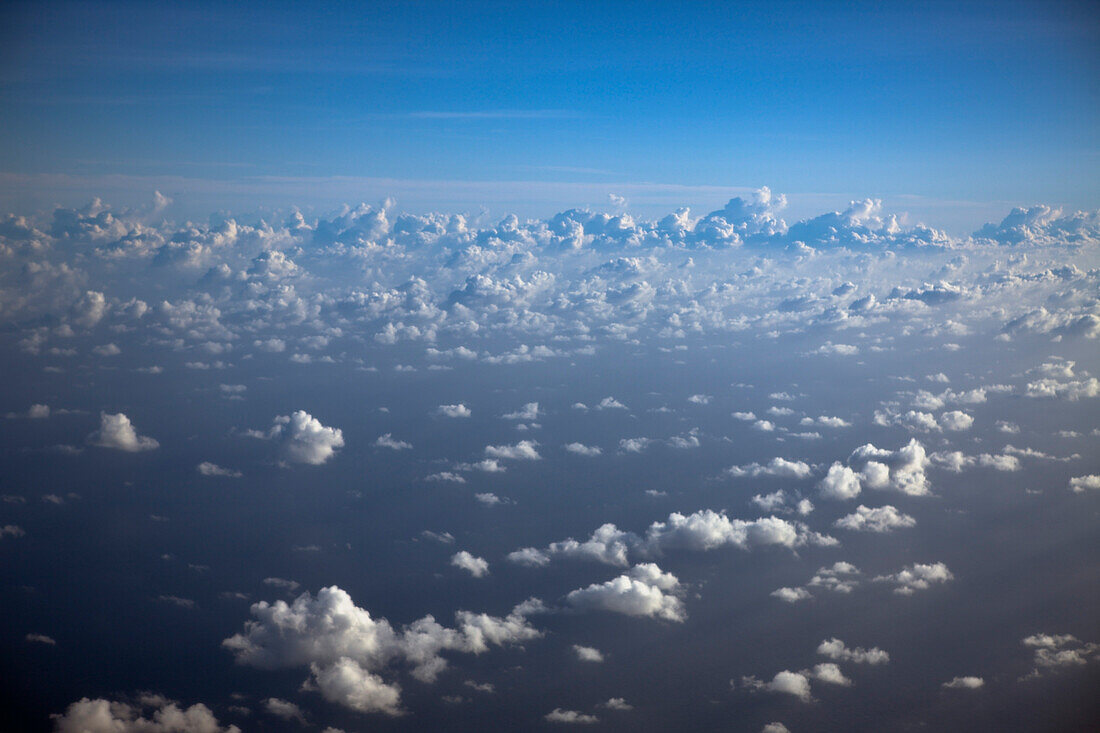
[0,0,1097,226]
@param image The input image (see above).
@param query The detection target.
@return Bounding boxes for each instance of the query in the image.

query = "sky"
[1,3,1099,733]
[0,0,1098,230]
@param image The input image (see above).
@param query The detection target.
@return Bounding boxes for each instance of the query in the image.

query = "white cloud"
[436,403,471,418]
[263,698,305,722]
[484,440,541,460]
[688,394,711,404]
[817,638,890,665]
[223,586,541,713]
[742,670,813,702]
[619,437,653,453]
[726,457,813,479]
[1069,475,1100,493]
[451,551,489,578]
[599,697,632,710]
[545,708,599,724]
[565,563,685,622]
[834,505,916,533]
[573,645,604,662]
[87,412,159,452]
[942,676,984,689]
[1020,633,1100,678]
[503,402,540,420]
[374,433,412,450]
[771,587,811,603]
[818,463,862,500]
[874,562,953,594]
[252,411,345,465]
[52,696,240,733]
[197,462,241,478]
[597,397,627,410]
[564,442,602,456]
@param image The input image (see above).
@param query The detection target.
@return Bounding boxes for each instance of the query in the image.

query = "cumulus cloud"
[374,433,413,450]
[834,505,916,533]
[223,586,541,714]
[874,562,953,594]
[726,457,813,479]
[52,695,240,733]
[545,708,599,724]
[942,676,984,689]
[564,442,602,456]
[503,402,540,420]
[87,412,159,452]
[436,403,472,418]
[573,645,604,662]
[1019,633,1100,680]
[484,440,541,460]
[451,551,489,578]
[817,638,890,665]
[197,462,241,478]
[255,411,345,465]
[1069,475,1100,493]
[565,563,685,622]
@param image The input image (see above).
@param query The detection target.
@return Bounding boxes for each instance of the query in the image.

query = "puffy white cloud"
[599,697,632,710]
[742,670,813,702]
[87,412,159,452]
[874,562,953,594]
[307,658,402,716]
[503,402,540,420]
[374,433,412,450]
[261,411,345,465]
[197,462,241,478]
[223,586,541,713]
[817,638,890,665]
[846,439,930,496]
[771,587,812,603]
[761,724,791,733]
[484,440,540,460]
[1021,633,1099,677]
[573,645,604,662]
[807,562,862,594]
[545,708,599,724]
[726,457,813,479]
[597,397,627,410]
[687,394,711,404]
[1,525,27,539]
[619,437,653,453]
[52,695,240,733]
[262,698,305,722]
[834,505,916,533]
[818,463,862,500]
[939,410,974,431]
[436,403,471,418]
[811,662,852,686]
[1069,475,1100,493]
[451,551,489,578]
[942,676,984,689]
[565,563,685,622]
[564,442,602,456]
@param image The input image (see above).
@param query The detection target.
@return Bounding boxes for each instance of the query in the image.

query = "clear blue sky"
[0,0,1097,225]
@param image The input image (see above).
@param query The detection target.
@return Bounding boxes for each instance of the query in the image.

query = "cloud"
[374,433,412,450]
[52,696,241,733]
[874,562,953,594]
[741,670,813,702]
[451,551,489,578]
[726,457,813,479]
[599,697,632,710]
[597,397,627,410]
[564,563,685,622]
[436,403,471,418]
[259,411,345,465]
[503,402,540,420]
[484,440,541,460]
[573,645,604,662]
[834,505,916,533]
[263,698,305,722]
[564,442,602,456]
[1020,633,1099,678]
[87,412,159,452]
[771,587,812,603]
[1069,475,1100,493]
[816,638,890,665]
[223,586,541,714]
[1,525,26,539]
[545,708,599,724]
[942,676,984,689]
[196,461,241,477]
